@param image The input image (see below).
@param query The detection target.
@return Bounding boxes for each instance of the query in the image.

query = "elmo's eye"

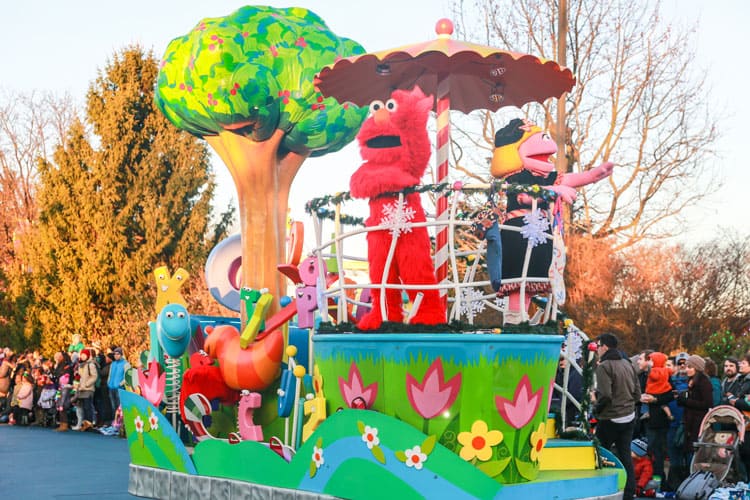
[385,99,398,111]
[369,100,385,113]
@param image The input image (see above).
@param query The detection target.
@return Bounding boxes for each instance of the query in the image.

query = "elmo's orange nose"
[373,107,390,125]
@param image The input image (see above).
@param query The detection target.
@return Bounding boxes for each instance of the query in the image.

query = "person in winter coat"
[640,352,674,481]
[676,355,714,463]
[631,439,655,497]
[93,346,112,427]
[106,347,130,411]
[593,333,641,500]
[0,353,15,411]
[704,358,722,407]
[10,372,34,425]
[728,353,750,481]
[721,357,742,405]
[76,349,98,431]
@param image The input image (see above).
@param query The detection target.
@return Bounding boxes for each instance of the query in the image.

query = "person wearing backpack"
[76,349,97,431]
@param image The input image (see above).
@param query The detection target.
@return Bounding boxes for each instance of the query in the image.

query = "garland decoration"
[304,181,561,225]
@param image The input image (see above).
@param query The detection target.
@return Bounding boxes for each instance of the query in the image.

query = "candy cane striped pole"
[434,73,450,312]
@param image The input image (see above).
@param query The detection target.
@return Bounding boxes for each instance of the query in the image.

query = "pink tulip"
[406,358,462,419]
[138,360,166,407]
[338,363,378,408]
[495,374,543,429]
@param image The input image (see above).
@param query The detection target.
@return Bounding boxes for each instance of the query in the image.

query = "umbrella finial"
[435,18,454,39]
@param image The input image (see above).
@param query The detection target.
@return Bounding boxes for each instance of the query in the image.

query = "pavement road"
[0,424,138,499]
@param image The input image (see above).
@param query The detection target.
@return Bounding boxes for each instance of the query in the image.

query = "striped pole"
[434,73,450,312]
[433,19,454,316]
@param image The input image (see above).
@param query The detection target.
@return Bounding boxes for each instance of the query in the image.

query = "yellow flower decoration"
[457,420,503,461]
[529,422,548,462]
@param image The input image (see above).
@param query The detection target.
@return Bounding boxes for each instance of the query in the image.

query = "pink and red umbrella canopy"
[314,19,575,113]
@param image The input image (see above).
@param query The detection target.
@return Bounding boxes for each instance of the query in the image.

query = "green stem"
[422,417,429,435]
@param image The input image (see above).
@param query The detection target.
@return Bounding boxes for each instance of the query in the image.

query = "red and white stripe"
[434,74,451,310]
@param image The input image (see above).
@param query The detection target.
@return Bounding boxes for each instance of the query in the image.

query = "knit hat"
[113,347,123,355]
[675,352,689,364]
[686,355,706,372]
[79,349,91,359]
[631,439,648,457]
[598,333,619,349]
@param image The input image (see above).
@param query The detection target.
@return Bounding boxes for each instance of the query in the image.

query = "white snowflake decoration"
[520,209,550,247]
[380,199,416,237]
[460,287,487,319]
[564,326,584,361]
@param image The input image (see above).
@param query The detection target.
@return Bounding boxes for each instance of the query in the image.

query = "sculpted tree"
[155,6,367,303]
[452,0,718,246]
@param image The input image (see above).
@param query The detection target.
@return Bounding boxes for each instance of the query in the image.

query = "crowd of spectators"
[0,334,130,436]
[624,347,750,497]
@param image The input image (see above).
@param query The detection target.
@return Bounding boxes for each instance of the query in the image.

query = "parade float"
[123,6,624,499]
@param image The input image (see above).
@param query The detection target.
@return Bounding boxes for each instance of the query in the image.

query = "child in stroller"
[689,405,745,483]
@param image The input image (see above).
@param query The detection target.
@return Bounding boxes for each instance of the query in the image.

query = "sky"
[2,0,748,246]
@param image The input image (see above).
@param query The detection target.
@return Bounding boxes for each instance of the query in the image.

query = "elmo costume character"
[350,86,446,330]
[490,118,614,323]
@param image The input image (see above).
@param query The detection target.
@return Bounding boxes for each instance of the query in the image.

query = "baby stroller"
[689,405,745,482]
[37,384,58,427]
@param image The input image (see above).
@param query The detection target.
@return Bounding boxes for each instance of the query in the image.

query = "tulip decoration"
[495,374,548,482]
[137,360,167,407]
[494,374,542,430]
[405,357,462,434]
[338,363,378,409]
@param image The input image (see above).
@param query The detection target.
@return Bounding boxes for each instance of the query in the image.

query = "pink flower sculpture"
[406,358,462,419]
[138,360,166,407]
[495,374,543,429]
[339,363,378,408]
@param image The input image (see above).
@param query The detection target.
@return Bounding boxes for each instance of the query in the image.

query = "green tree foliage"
[154,6,368,304]
[155,5,366,155]
[18,46,232,354]
[701,330,750,369]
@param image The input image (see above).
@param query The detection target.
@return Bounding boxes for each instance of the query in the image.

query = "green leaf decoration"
[514,458,539,481]
[394,450,407,463]
[316,437,323,448]
[421,435,437,456]
[155,5,367,155]
[371,445,386,464]
[476,457,512,478]
[309,460,317,478]
[357,420,366,434]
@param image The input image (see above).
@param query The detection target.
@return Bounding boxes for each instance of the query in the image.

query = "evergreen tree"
[21,46,232,354]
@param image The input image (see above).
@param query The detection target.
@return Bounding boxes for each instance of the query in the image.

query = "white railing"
[304,183,561,326]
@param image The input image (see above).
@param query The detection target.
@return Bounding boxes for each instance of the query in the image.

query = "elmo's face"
[356,88,432,175]
[357,97,407,165]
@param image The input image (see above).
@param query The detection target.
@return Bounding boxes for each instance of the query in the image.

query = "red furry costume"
[350,87,446,330]
[179,351,239,428]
